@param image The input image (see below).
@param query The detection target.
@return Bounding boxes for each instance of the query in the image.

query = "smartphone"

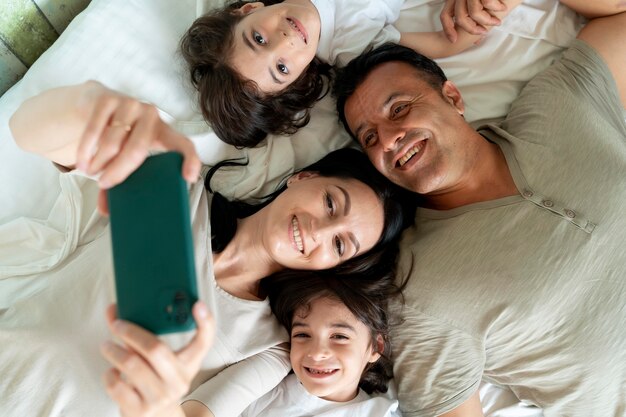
[107,152,198,335]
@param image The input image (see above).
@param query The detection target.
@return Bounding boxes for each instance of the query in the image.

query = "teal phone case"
[107,152,198,334]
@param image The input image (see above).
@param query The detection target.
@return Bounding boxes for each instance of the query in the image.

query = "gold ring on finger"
[109,120,133,132]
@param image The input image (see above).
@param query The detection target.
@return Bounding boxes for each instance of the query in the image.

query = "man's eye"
[391,103,408,118]
[334,236,345,257]
[253,31,266,44]
[277,63,289,75]
[362,132,377,148]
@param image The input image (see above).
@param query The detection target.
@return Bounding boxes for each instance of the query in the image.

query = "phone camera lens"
[175,312,188,323]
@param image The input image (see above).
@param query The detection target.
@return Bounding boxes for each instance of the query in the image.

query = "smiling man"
[333,2,626,417]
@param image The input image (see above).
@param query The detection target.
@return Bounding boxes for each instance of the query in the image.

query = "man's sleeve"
[390,301,485,417]
[502,39,626,141]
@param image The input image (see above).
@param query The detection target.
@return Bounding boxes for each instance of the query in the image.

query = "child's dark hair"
[180,0,330,148]
[264,244,402,394]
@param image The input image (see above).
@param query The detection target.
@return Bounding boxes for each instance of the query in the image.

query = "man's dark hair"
[180,0,330,148]
[333,43,448,138]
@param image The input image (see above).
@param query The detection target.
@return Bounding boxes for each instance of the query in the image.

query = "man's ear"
[286,171,319,186]
[368,334,385,363]
[232,1,265,16]
[442,80,465,116]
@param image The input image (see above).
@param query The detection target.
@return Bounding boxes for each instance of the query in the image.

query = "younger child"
[181,0,521,148]
[245,267,404,416]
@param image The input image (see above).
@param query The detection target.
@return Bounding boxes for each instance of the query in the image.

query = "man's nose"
[378,123,404,151]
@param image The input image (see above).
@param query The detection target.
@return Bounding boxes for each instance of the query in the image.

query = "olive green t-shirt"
[392,40,626,417]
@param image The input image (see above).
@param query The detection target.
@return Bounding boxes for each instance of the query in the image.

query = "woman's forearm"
[9,81,104,167]
[10,81,201,193]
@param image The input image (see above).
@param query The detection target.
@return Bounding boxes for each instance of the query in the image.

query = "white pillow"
[0,0,583,221]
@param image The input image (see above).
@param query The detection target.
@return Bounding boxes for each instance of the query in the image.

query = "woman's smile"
[291,215,305,253]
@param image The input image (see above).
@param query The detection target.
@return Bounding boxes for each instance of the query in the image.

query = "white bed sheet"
[0,0,583,415]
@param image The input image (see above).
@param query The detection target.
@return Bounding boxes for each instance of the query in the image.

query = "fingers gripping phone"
[107,152,198,334]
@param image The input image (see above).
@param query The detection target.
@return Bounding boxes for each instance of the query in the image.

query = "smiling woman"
[207,146,409,279]
[7,80,412,417]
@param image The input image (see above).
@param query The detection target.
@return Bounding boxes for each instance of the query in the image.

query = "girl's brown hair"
[180,0,330,148]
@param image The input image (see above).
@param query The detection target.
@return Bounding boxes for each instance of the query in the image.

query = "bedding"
[0,0,583,416]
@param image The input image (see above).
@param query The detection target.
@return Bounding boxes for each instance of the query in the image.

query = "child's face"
[290,297,381,402]
[230,0,321,93]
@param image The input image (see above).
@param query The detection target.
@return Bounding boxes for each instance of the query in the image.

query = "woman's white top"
[240,374,402,417]
[0,172,289,417]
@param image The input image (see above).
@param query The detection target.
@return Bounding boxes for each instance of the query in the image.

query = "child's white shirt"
[240,373,402,417]
[312,0,403,67]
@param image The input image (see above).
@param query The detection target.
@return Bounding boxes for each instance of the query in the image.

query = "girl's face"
[258,172,384,271]
[230,0,321,93]
[290,297,381,402]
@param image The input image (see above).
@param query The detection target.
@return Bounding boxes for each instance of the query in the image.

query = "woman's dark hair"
[333,43,448,139]
[264,245,402,394]
[180,0,330,148]
[206,148,417,276]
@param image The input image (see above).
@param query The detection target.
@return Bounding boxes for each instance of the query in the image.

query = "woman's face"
[260,172,384,271]
[229,0,321,93]
[290,297,381,402]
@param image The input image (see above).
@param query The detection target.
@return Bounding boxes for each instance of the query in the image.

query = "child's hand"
[100,302,214,417]
[440,0,506,43]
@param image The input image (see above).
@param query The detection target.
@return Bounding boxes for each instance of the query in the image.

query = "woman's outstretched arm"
[9,81,200,190]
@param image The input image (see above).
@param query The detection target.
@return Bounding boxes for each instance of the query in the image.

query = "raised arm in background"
[400,0,522,59]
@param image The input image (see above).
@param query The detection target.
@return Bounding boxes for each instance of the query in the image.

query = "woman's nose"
[310,217,337,243]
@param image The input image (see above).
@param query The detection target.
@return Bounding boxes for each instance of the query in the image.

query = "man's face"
[344,62,473,196]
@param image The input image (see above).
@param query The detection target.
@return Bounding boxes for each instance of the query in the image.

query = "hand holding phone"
[101,302,215,416]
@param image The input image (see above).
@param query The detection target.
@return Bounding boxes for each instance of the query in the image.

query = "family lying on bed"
[6,0,626,416]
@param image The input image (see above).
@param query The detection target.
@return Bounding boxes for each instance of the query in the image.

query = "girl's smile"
[290,297,381,402]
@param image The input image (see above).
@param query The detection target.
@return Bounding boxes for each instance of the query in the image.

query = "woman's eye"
[253,31,266,44]
[292,332,309,339]
[277,63,289,75]
[325,193,335,215]
[331,334,349,340]
[334,236,345,257]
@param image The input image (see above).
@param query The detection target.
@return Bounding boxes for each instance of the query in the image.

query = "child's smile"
[290,297,381,402]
